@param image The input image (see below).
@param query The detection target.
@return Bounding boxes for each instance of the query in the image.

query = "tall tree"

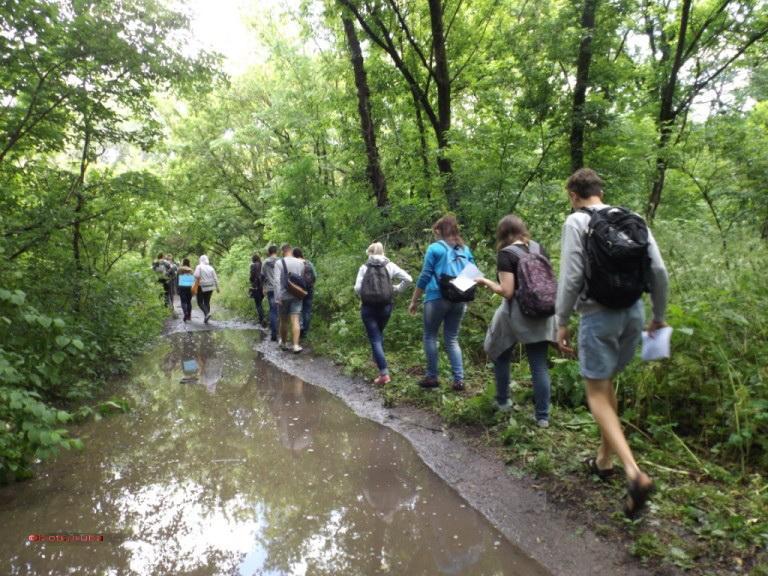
[341,14,389,207]
[570,0,598,173]
[337,0,458,208]
[642,0,768,221]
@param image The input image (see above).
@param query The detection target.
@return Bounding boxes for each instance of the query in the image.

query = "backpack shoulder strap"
[503,243,527,258]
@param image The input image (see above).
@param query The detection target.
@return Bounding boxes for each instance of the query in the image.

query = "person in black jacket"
[250,253,266,326]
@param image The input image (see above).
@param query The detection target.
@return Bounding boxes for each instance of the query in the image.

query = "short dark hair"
[281,243,292,253]
[566,168,604,199]
[267,245,278,256]
[292,247,303,258]
[156,252,164,260]
[251,253,261,263]
[182,258,190,266]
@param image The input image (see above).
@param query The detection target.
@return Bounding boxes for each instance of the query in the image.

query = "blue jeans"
[493,341,551,420]
[423,299,466,382]
[301,289,314,337]
[361,304,392,375]
[267,291,279,339]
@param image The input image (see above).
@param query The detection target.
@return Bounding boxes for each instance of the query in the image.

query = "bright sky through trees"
[186,0,303,75]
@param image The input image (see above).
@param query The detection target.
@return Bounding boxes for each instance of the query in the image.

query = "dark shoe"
[584,457,615,481]
[270,335,278,342]
[418,377,439,389]
[451,381,465,391]
[624,476,655,518]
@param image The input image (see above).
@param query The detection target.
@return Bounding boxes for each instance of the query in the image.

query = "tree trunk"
[342,15,388,207]
[71,123,91,312]
[410,85,431,196]
[339,0,456,208]
[647,0,692,222]
[427,0,457,211]
[570,0,598,173]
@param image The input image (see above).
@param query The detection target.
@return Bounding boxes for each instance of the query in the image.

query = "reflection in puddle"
[0,330,549,575]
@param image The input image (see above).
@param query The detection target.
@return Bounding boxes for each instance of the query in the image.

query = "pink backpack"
[505,242,557,318]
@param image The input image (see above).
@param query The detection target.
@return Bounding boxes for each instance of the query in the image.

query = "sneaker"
[496,400,513,413]
[536,419,550,429]
[204,313,210,324]
[373,374,391,386]
[418,377,439,389]
[278,340,289,351]
[292,345,303,354]
[452,381,465,392]
[270,335,278,342]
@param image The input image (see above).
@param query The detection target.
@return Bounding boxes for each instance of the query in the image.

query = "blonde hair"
[366,242,385,256]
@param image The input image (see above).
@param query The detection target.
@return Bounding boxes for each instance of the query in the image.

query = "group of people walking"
[353,168,668,517]
[251,244,317,354]
[152,168,667,517]
[152,254,219,323]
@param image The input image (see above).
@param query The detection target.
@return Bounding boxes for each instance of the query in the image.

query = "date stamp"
[28,534,105,543]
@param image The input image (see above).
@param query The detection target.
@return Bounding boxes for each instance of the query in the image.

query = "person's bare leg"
[596,384,618,469]
[279,315,289,343]
[291,314,301,346]
[586,378,651,487]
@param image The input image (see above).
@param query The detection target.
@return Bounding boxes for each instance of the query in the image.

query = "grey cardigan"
[484,244,557,361]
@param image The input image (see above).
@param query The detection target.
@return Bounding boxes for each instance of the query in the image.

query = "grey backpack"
[360,260,393,306]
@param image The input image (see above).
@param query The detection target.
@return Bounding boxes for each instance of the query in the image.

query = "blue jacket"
[416,241,476,303]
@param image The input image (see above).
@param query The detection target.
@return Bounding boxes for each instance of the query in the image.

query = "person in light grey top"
[353,250,412,296]
[193,255,219,324]
[273,243,305,353]
[354,242,413,386]
[555,168,668,518]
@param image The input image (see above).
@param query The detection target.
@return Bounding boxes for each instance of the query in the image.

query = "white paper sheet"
[641,326,673,361]
[450,263,484,293]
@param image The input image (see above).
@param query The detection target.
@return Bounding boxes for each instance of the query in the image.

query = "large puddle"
[0,330,549,575]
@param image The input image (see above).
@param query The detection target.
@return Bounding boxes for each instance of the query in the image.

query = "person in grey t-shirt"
[555,168,668,518]
[274,243,305,353]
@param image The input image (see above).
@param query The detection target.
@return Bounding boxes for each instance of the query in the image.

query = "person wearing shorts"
[555,168,669,517]
[274,244,305,353]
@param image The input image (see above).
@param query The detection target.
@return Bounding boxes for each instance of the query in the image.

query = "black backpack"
[581,206,650,309]
[302,262,316,290]
[360,260,393,306]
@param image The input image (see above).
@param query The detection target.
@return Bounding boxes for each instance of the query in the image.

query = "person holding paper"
[409,215,475,392]
[555,168,669,517]
[476,215,556,428]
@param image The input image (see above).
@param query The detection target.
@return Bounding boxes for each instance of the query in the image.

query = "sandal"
[584,457,615,481]
[624,477,655,518]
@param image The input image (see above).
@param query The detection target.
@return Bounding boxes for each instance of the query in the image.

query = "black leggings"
[197,290,213,316]
[178,287,192,319]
